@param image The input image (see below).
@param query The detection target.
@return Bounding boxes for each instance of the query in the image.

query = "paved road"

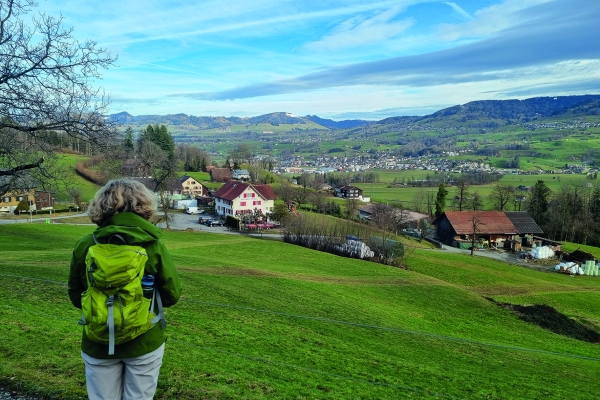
[0,212,90,225]
[437,243,556,270]
[158,212,232,233]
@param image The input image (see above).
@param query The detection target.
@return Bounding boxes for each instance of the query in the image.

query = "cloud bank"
[179,0,598,102]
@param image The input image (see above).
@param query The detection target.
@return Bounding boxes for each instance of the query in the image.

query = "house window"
[244,193,247,198]
[257,201,262,205]
[240,202,246,206]
[252,193,255,197]
[2,197,10,202]
[16,196,24,201]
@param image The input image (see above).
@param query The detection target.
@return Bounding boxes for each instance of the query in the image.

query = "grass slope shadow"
[486,298,600,344]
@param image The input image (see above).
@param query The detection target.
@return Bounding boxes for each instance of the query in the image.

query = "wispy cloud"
[179,0,599,101]
[442,2,474,20]
[302,6,414,52]
[38,0,600,118]
[437,0,547,41]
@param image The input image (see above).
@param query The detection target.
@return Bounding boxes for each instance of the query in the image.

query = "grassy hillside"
[54,153,100,202]
[1,224,599,399]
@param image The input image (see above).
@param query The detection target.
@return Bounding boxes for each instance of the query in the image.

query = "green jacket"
[68,212,182,359]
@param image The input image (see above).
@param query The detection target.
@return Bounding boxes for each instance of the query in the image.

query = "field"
[352,171,591,207]
[54,153,100,202]
[1,224,600,399]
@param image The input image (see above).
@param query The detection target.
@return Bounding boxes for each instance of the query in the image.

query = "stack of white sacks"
[553,260,600,276]
[554,262,584,275]
[530,246,554,259]
[582,260,599,276]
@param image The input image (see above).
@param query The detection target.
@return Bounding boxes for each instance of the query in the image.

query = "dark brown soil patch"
[487,298,600,343]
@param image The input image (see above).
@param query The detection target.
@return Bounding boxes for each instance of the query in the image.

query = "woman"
[68,179,182,400]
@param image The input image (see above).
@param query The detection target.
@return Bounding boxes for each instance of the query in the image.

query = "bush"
[14,200,30,214]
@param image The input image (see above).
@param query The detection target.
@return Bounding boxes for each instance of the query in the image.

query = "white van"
[186,200,204,214]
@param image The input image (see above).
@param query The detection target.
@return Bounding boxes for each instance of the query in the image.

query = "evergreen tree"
[123,127,134,156]
[140,124,174,159]
[527,180,551,224]
[435,183,448,217]
[590,186,600,221]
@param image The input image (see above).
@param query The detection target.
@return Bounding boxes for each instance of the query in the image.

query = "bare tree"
[274,182,295,204]
[425,190,436,217]
[489,184,515,211]
[292,186,310,210]
[136,141,178,229]
[412,188,426,213]
[229,143,253,168]
[345,199,360,219]
[470,213,485,256]
[469,191,484,211]
[309,190,327,213]
[370,203,409,235]
[0,0,117,194]
[454,178,469,211]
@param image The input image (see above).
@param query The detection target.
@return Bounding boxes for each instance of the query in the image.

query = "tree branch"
[0,156,43,176]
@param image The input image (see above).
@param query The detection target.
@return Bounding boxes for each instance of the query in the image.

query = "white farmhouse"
[213,180,277,218]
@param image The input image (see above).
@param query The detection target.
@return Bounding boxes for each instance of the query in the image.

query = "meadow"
[1,223,599,399]
[352,170,591,207]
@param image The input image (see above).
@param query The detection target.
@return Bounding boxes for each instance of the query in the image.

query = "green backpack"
[79,234,165,355]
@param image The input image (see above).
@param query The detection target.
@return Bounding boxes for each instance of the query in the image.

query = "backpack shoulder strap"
[92,233,129,245]
[150,288,166,329]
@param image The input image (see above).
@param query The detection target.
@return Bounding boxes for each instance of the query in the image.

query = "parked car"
[207,219,224,227]
[198,216,212,224]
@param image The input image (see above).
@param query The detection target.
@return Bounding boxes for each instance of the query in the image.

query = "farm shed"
[434,211,517,248]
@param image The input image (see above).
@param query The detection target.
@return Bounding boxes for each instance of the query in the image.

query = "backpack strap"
[108,234,128,245]
[106,295,116,355]
[92,234,128,245]
[150,288,166,329]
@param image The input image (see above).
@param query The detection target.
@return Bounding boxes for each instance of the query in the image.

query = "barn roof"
[210,168,231,182]
[504,212,544,234]
[442,211,517,235]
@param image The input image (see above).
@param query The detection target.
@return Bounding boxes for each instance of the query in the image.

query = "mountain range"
[109,95,600,131]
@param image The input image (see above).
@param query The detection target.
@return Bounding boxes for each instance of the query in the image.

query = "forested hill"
[108,111,368,130]
[304,115,373,129]
[110,94,600,131]
[421,95,600,123]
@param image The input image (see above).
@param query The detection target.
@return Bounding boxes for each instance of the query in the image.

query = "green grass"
[351,171,591,206]
[1,224,600,399]
[54,153,100,202]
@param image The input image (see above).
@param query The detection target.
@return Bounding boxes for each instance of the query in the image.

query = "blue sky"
[40,0,600,120]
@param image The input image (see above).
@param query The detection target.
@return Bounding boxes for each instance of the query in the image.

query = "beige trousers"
[81,343,165,400]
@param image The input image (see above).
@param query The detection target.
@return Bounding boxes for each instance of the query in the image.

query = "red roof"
[443,211,517,235]
[213,181,277,201]
[210,168,231,182]
[253,184,277,200]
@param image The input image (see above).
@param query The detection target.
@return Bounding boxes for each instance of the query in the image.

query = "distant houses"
[231,169,251,181]
[0,175,41,213]
[333,185,370,202]
[180,175,209,196]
